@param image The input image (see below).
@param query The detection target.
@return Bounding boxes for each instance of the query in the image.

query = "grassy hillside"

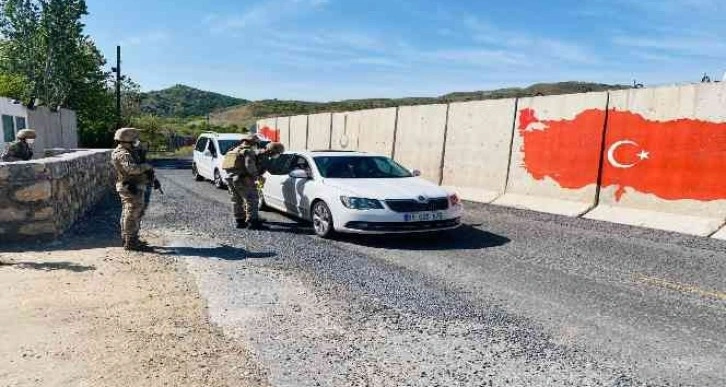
[140,84,247,117]
[210,81,629,128]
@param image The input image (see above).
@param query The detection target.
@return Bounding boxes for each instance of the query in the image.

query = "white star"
[637,150,650,160]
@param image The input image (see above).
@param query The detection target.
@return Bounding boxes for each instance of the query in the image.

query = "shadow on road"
[341,224,511,251]
[263,221,315,235]
[2,261,96,272]
[159,244,277,261]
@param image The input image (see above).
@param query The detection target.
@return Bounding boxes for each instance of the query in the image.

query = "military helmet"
[266,142,285,154]
[240,133,260,144]
[114,127,140,142]
[16,128,37,140]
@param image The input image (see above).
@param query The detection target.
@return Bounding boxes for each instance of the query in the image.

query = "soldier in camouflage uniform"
[1,129,36,162]
[112,127,154,251]
[225,134,265,229]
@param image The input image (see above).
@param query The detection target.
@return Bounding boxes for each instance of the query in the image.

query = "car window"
[208,140,218,157]
[267,154,295,175]
[291,156,311,172]
[313,156,412,178]
[218,140,240,155]
[195,137,208,152]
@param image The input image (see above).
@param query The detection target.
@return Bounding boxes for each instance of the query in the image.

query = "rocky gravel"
[140,160,726,387]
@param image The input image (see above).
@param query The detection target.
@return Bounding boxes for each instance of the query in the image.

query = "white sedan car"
[260,151,463,237]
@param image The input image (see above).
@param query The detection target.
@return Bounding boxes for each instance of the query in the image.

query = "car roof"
[200,132,269,141]
[297,150,383,158]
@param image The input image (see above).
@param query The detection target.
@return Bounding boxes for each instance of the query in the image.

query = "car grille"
[385,198,449,213]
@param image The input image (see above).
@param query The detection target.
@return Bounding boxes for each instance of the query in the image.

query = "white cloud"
[463,16,598,65]
[346,57,406,68]
[612,35,726,58]
[206,0,331,34]
[120,31,169,46]
[425,49,526,67]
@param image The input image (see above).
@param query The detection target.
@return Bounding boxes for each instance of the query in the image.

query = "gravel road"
[143,159,726,387]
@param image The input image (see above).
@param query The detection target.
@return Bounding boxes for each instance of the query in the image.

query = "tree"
[0,0,128,147]
[0,0,88,109]
[0,72,27,98]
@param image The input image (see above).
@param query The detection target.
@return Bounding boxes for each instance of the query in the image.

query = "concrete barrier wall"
[394,104,448,183]
[307,113,332,150]
[493,92,609,216]
[257,118,279,141]
[261,83,726,238]
[329,112,349,150]
[345,107,397,156]
[442,99,516,202]
[25,106,79,155]
[276,116,291,149]
[289,115,308,151]
[584,84,726,237]
[60,109,78,148]
[27,107,54,155]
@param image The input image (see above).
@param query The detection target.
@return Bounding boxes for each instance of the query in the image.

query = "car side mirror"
[203,149,211,157]
[289,169,309,179]
[411,169,422,177]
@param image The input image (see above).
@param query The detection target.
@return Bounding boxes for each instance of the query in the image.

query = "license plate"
[403,212,444,222]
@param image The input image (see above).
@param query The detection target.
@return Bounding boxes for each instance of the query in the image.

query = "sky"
[84,0,726,101]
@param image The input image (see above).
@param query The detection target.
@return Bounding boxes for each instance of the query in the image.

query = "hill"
[209,81,629,128]
[140,84,247,117]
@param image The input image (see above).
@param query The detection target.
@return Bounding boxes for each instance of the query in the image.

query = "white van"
[191,131,270,188]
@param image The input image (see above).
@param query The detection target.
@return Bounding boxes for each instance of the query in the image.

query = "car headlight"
[449,193,461,207]
[340,196,383,210]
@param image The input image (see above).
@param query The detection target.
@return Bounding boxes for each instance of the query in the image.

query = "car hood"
[323,177,451,200]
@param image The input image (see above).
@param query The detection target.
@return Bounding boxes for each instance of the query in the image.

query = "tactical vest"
[222,146,254,174]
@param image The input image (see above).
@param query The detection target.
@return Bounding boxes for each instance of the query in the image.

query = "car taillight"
[449,194,460,206]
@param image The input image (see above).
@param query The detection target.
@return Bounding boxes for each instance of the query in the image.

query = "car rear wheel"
[192,163,204,181]
[312,200,335,238]
[213,169,225,189]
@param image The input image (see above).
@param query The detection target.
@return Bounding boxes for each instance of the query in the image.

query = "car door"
[262,153,294,210]
[199,138,215,179]
[193,137,210,178]
[283,155,315,218]
[207,139,220,176]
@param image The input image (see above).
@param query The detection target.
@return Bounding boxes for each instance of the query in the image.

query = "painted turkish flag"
[518,108,726,202]
[259,126,280,142]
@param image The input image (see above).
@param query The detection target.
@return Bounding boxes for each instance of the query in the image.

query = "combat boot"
[124,236,155,252]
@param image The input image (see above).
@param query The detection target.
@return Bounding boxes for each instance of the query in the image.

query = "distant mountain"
[140,84,248,117]
[209,81,630,128]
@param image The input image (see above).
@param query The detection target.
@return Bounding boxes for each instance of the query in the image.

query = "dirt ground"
[0,242,270,387]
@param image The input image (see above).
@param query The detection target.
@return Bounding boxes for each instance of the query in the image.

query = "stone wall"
[0,149,114,242]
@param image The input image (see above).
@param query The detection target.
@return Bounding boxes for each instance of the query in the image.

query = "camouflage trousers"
[226,176,259,222]
[117,182,145,239]
[140,183,152,217]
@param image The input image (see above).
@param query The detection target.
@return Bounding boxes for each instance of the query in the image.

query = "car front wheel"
[312,200,335,238]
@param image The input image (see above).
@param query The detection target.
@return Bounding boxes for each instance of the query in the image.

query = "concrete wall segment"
[441,98,516,203]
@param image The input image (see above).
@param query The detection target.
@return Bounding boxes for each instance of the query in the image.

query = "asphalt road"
[143,158,726,387]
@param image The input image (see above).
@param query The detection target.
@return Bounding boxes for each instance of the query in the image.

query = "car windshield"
[218,139,270,155]
[313,156,413,179]
[218,140,240,155]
